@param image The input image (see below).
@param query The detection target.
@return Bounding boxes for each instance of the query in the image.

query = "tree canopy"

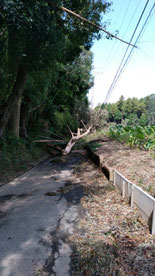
[0,0,111,137]
[101,94,155,126]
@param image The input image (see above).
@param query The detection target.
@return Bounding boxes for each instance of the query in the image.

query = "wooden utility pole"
[61,6,137,48]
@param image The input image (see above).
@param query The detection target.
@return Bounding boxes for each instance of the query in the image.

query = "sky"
[88,0,155,107]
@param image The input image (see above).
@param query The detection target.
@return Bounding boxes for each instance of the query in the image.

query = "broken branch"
[63,125,92,155]
[67,125,74,138]
[80,120,87,131]
[34,139,66,144]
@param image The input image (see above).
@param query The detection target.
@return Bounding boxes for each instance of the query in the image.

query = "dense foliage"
[100,94,155,126]
[0,0,111,139]
[94,94,155,154]
[109,124,155,152]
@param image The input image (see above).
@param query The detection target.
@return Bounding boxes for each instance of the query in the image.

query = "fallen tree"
[34,123,92,155]
[63,124,92,155]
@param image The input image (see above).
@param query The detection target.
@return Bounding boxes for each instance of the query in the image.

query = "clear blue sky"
[89,0,155,106]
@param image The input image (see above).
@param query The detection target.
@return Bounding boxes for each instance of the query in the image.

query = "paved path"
[0,154,84,276]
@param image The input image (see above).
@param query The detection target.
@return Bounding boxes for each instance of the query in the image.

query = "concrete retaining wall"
[86,145,155,234]
[114,170,155,234]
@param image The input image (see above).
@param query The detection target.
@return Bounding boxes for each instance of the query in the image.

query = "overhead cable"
[97,0,142,76]
[104,1,155,103]
[104,0,150,103]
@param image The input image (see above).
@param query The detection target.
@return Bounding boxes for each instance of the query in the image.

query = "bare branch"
[47,144,64,153]
[34,139,66,144]
[63,125,92,155]
[77,128,81,137]
[67,125,74,138]
[77,126,92,139]
[80,120,87,131]
[60,6,137,48]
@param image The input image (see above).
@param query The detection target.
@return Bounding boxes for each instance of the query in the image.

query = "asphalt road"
[0,154,84,276]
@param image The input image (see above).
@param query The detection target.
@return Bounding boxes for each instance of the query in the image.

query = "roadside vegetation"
[89,94,155,156]
[0,131,48,184]
[83,94,155,197]
[109,125,155,154]
[100,94,155,126]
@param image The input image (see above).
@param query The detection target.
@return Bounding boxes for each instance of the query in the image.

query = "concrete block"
[132,183,155,228]
[102,165,114,181]
[152,204,155,235]
[114,170,155,234]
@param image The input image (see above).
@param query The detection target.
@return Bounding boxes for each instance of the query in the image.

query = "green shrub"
[0,131,47,177]
[109,125,155,152]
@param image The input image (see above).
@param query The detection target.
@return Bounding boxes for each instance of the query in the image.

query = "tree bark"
[63,125,92,155]
[7,28,22,137]
[20,101,29,138]
[63,138,76,155]
[8,98,22,138]
[0,63,27,137]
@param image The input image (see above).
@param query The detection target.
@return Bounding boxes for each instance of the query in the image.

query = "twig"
[80,120,87,131]
[67,125,74,138]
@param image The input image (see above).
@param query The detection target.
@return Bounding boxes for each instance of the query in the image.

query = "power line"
[114,2,155,86]
[104,1,155,103]
[104,0,150,103]
[98,0,131,72]
[93,0,142,89]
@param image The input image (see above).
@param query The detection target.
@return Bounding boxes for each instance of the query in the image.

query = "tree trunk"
[8,28,22,137]
[63,125,92,155]
[0,63,27,137]
[63,138,76,155]
[8,98,22,138]
[20,102,29,138]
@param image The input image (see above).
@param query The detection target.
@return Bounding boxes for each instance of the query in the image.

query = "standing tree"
[0,0,111,137]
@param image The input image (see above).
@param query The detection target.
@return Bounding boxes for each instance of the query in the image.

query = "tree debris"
[63,125,92,155]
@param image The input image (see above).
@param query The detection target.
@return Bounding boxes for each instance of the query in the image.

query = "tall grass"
[0,132,48,179]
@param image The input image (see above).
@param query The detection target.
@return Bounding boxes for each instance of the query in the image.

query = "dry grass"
[70,159,155,276]
[90,139,155,197]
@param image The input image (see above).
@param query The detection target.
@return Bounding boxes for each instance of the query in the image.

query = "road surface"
[0,153,84,276]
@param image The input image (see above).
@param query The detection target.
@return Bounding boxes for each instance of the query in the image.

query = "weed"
[0,132,48,180]
[108,125,155,153]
